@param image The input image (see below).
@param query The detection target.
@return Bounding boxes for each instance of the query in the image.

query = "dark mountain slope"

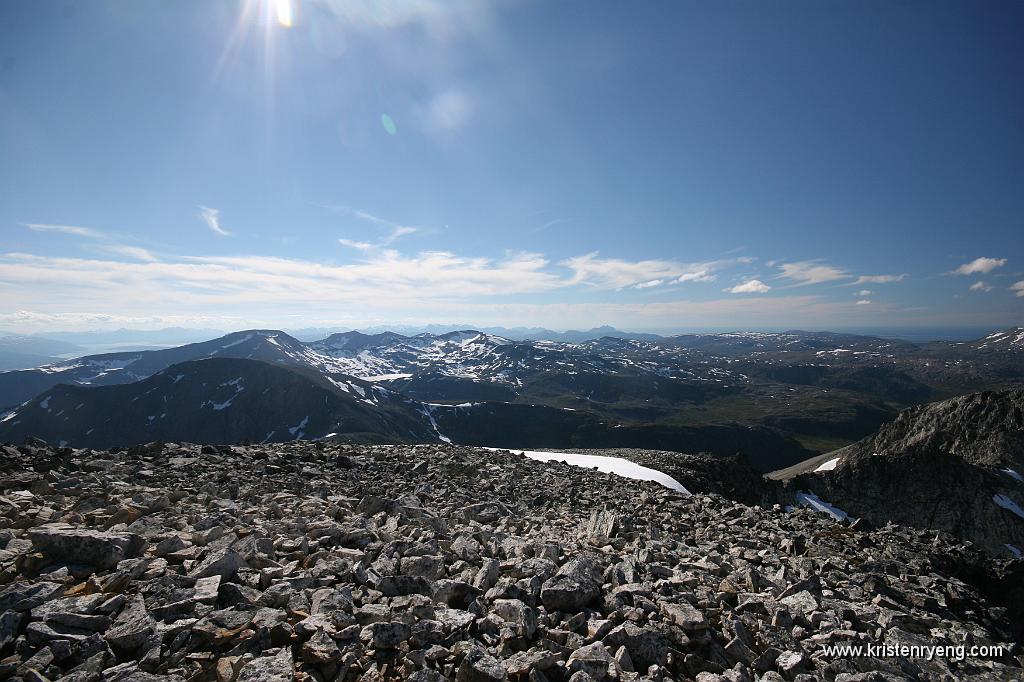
[771,387,1024,555]
[429,401,815,471]
[0,357,437,448]
[0,330,313,408]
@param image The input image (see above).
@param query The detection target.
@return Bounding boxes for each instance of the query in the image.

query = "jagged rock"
[103,596,153,651]
[360,621,412,649]
[0,440,1019,681]
[566,641,613,680]
[661,600,708,630]
[28,525,144,569]
[188,547,247,580]
[457,647,509,681]
[540,557,602,612]
[237,647,293,681]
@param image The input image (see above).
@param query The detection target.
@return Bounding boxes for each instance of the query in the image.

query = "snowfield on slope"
[484,447,690,494]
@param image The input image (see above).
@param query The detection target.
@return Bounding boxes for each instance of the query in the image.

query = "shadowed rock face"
[0,440,1021,680]
[773,388,1024,556]
[859,388,1024,469]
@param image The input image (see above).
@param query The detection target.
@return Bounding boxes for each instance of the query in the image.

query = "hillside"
[0,358,436,448]
[2,326,1023,470]
[771,388,1024,556]
[0,441,1020,681]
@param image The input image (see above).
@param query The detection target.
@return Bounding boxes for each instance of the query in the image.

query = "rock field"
[0,440,1021,681]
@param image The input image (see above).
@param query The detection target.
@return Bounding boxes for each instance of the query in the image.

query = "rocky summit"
[0,441,1022,682]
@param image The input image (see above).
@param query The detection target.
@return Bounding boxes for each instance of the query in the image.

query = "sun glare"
[274,0,293,28]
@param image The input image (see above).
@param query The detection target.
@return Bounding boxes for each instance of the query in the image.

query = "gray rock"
[540,557,602,612]
[188,547,247,579]
[566,641,613,680]
[237,647,293,682]
[28,524,144,569]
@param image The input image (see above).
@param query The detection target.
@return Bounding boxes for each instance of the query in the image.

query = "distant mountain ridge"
[2,326,1023,471]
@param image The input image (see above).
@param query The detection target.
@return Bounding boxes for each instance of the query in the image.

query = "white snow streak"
[795,491,852,522]
[485,448,690,494]
[993,494,1024,519]
[813,457,840,472]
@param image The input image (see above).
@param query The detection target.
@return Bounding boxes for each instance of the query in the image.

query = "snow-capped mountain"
[2,326,1023,471]
[0,357,436,448]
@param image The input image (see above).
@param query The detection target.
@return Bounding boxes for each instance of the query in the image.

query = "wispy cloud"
[969,281,992,293]
[199,206,231,237]
[24,222,159,263]
[561,253,731,289]
[103,245,158,262]
[332,206,419,248]
[777,261,849,286]
[854,289,873,296]
[855,299,872,305]
[1011,281,1024,298]
[532,218,572,233]
[851,273,907,285]
[951,257,1006,275]
[338,239,375,251]
[22,223,102,238]
[726,279,770,294]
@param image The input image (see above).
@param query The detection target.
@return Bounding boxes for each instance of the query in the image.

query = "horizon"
[2,321,1015,347]
[2,1,1023,331]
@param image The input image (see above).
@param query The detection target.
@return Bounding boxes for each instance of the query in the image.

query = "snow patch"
[1002,468,1024,484]
[221,334,253,349]
[421,405,451,444]
[211,394,240,411]
[364,373,413,381]
[795,491,852,522]
[40,395,51,410]
[288,416,309,437]
[814,457,840,472]
[486,448,690,494]
[993,494,1024,519]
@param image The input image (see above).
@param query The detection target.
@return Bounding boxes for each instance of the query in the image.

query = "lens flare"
[275,0,293,28]
[381,114,397,136]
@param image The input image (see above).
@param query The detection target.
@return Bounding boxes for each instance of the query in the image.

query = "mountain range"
[1,326,1022,472]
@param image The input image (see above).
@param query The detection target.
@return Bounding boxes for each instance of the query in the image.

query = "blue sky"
[1,0,1022,333]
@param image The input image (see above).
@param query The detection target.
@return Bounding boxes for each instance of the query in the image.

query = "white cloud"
[951,257,1006,275]
[0,310,239,332]
[1012,281,1024,298]
[726,279,770,294]
[634,279,663,289]
[777,261,849,286]
[856,299,871,305]
[23,223,101,238]
[198,206,231,236]
[851,274,907,285]
[854,289,873,296]
[103,245,158,262]
[561,253,726,289]
[969,281,992,293]
[332,206,418,246]
[338,239,375,251]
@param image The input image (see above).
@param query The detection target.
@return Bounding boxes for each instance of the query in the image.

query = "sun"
[273,0,293,28]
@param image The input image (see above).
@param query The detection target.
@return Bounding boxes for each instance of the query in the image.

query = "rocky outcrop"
[775,388,1024,556]
[857,388,1024,469]
[0,440,1020,681]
